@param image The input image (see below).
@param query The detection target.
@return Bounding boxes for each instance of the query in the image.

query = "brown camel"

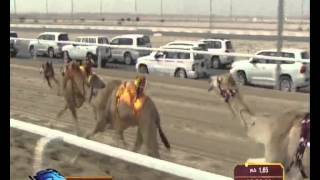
[208,74,309,180]
[41,62,170,158]
[40,61,105,135]
[84,78,170,158]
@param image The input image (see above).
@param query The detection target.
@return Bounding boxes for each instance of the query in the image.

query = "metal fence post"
[97,47,102,69]
[274,62,281,90]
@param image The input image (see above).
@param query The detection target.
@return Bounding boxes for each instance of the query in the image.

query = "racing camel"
[84,76,170,158]
[40,61,105,135]
[208,73,309,180]
[41,62,170,158]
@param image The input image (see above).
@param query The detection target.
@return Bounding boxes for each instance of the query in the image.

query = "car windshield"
[137,36,150,46]
[98,37,109,44]
[58,34,69,41]
[198,44,208,51]
[10,32,17,38]
[301,52,309,59]
[226,41,233,49]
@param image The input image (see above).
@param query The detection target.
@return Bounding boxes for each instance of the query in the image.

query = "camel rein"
[217,77,237,103]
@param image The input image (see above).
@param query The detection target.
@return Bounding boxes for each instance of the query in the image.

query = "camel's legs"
[132,128,143,152]
[69,106,80,136]
[70,110,109,165]
[85,111,108,139]
[140,123,160,158]
[56,104,68,119]
[48,104,68,128]
[114,129,127,148]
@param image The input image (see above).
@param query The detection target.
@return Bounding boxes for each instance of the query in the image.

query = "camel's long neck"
[227,94,255,131]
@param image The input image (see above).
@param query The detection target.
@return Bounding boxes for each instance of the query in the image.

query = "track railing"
[10,37,310,64]
[11,118,233,180]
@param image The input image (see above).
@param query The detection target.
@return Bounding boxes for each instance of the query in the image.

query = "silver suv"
[199,39,235,69]
[109,34,151,65]
[28,32,69,58]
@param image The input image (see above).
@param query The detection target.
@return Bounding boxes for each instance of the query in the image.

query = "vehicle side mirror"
[250,58,258,64]
[154,52,163,59]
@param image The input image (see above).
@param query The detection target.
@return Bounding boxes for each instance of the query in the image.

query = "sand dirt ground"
[10,58,309,179]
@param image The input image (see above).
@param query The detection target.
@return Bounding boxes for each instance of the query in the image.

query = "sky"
[10,0,310,17]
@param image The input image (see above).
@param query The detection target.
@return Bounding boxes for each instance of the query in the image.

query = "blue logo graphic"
[29,169,66,180]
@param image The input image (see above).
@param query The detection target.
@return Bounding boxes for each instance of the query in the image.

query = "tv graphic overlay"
[234,163,284,180]
[29,169,66,180]
[29,169,112,180]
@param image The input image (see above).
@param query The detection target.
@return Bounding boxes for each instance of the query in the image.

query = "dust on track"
[10,59,309,179]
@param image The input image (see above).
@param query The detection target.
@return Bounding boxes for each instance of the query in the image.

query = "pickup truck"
[62,36,111,67]
[230,49,310,92]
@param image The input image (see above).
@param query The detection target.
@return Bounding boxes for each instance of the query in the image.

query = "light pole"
[13,0,17,15]
[230,0,233,18]
[135,0,137,16]
[300,0,304,25]
[71,0,74,23]
[160,0,163,21]
[209,0,213,30]
[100,0,103,16]
[46,0,48,15]
[277,0,284,52]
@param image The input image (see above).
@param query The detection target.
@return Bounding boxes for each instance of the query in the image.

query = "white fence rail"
[10,118,233,180]
[10,37,310,63]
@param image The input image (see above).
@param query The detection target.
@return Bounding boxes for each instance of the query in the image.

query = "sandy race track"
[10,58,309,179]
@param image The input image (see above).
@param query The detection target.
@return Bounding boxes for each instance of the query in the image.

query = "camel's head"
[40,61,55,88]
[208,73,239,103]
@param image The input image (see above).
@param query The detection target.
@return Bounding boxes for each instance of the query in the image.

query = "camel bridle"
[286,113,310,178]
[216,76,237,103]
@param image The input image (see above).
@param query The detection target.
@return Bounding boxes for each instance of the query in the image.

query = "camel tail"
[158,124,170,150]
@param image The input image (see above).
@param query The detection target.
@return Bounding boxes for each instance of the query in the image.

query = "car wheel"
[138,65,149,74]
[237,71,247,85]
[279,76,293,92]
[124,53,133,65]
[211,57,221,69]
[175,69,187,79]
[29,46,35,57]
[48,48,54,58]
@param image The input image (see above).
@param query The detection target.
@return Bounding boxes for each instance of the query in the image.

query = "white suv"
[163,40,210,68]
[28,32,69,58]
[199,39,235,69]
[136,45,208,79]
[230,49,310,91]
[109,34,151,65]
[62,36,111,66]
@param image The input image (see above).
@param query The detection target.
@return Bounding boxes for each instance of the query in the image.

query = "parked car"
[136,45,208,79]
[28,32,69,58]
[163,40,210,67]
[230,49,310,91]
[199,38,235,69]
[62,36,111,66]
[10,31,18,57]
[109,34,151,65]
